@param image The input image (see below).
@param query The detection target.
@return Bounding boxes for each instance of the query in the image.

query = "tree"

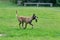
[56,0,60,4]
[49,0,56,6]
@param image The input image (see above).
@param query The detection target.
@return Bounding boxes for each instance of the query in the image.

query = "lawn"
[0,7,60,40]
[0,1,60,40]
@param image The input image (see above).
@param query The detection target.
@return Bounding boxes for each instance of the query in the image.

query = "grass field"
[0,7,60,40]
[0,1,60,40]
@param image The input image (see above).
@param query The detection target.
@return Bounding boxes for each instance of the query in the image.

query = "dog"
[16,10,38,29]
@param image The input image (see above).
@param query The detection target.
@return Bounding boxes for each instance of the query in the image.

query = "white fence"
[24,3,53,7]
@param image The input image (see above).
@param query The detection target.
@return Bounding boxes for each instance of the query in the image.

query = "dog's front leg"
[29,23,33,29]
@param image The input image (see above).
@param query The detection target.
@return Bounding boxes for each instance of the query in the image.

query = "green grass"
[0,1,60,40]
[0,1,17,7]
[0,7,60,40]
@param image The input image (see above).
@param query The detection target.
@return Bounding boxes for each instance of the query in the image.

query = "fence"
[24,3,53,7]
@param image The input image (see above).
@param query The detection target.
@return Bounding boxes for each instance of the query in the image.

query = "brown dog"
[16,10,38,29]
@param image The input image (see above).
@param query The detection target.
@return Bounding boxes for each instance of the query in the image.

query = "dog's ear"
[33,13,35,16]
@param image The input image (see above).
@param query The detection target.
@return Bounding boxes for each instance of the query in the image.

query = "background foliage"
[0,0,60,6]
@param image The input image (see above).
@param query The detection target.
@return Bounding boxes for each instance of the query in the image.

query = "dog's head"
[32,14,38,22]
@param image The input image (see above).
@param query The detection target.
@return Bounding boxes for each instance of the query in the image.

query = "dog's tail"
[16,10,19,18]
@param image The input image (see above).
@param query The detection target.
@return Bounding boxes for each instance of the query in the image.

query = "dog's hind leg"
[21,22,24,29]
[24,23,27,29]
[19,22,21,28]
